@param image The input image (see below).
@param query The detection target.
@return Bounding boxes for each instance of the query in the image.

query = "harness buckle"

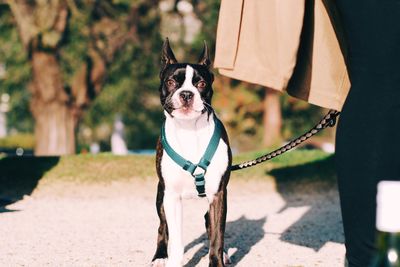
[191,165,207,177]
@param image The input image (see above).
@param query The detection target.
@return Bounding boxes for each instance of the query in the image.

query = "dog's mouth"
[178,104,202,111]
[164,97,206,116]
[179,106,192,114]
[173,105,204,116]
[163,95,214,120]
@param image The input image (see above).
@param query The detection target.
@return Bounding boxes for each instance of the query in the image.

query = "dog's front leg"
[208,189,227,267]
[164,191,184,267]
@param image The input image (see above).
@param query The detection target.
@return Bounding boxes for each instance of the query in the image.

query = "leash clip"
[192,165,206,197]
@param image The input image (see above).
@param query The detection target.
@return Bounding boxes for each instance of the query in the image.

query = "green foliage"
[121,39,164,149]
[0,5,33,132]
[81,39,164,149]
[0,150,333,190]
[189,0,221,58]
[38,154,155,183]
[1,1,164,150]
[79,1,163,150]
[232,149,332,180]
[212,82,262,150]
[280,95,326,140]
[0,133,35,149]
[59,11,90,87]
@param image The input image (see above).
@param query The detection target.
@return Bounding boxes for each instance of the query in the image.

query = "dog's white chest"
[161,114,229,201]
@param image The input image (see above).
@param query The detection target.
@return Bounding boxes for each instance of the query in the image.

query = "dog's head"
[159,38,214,120]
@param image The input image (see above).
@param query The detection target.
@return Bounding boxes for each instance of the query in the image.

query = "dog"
[151,39,232,267]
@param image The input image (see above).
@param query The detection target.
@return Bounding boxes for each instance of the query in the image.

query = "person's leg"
[336,82,381,267]
[335,1,400,266]
[336,80,400,267]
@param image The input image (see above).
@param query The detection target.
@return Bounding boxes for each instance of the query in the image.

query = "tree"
[5,0,159,155]
[79,1,162,151]
[0,5,32,133]
[7,0,73,155]
[263,87,282,147]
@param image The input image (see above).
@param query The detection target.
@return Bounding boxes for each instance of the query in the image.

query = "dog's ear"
[198,41,211,68]
[161,38,178,74]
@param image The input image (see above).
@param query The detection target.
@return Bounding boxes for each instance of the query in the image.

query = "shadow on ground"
[0,156,59,213]
[270,154,344,251]
[184,216,266,266]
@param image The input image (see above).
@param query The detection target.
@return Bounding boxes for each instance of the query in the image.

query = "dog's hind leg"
[207,189,228,267]
[205,210,231,266]
[204,211,211,239]
[152,182,169,266]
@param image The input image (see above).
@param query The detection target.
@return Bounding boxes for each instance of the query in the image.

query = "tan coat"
[214,0,350,111]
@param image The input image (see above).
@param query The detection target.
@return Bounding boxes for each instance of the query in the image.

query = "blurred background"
[0,0,334,156]
[0,3,344,264]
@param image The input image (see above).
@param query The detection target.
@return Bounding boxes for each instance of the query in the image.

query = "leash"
[161,115,223,197]
[230,109,340,171]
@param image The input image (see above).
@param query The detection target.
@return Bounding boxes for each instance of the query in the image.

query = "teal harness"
[161,116,223,197]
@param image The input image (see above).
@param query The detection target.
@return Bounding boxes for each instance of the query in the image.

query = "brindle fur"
[153,125,231,267]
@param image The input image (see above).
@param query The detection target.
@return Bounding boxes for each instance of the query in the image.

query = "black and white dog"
[151,39,232,267]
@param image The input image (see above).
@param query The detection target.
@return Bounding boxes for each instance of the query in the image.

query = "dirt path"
[0,178,345,267]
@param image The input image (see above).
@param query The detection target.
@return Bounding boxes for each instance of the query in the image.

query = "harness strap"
[161,115,222,197]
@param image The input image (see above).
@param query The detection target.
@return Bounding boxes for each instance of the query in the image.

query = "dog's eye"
[197,81,206,90]
[166,79,176,89]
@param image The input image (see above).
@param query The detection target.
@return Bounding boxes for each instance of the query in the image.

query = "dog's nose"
[179,91,194,102]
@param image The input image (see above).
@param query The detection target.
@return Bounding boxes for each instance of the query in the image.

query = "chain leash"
[230,110,341,171]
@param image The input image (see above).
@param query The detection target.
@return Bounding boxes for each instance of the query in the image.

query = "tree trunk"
[263,87,282,147]
[30,51,75,155]
[7,1,158,155]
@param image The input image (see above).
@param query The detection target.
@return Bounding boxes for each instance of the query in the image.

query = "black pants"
[335,1,400,266]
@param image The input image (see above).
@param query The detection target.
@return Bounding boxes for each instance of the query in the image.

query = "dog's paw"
[151,258,167,267]
[223,251,232,265]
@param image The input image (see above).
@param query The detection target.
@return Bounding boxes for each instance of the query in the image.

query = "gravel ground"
[0,177,345,267]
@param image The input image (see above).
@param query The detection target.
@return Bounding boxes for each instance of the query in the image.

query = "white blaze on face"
[171,65,204,119]
[182,64,194,88]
